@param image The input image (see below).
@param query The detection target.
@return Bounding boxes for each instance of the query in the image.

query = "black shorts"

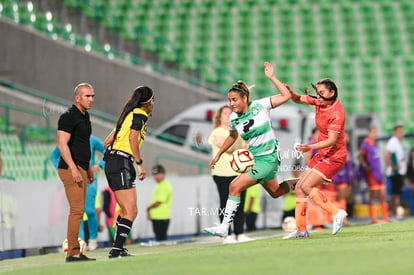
[104,154,136,191]
[390,174,404,195]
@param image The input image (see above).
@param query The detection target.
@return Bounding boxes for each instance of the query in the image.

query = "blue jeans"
[79,175,98,240]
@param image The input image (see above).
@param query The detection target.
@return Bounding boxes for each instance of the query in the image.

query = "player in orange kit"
[283,79,348,238]
[358,126,389,224]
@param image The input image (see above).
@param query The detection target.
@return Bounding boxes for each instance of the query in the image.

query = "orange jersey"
[306,96,347,161]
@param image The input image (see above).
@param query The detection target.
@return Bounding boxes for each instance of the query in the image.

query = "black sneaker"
[108,248,133,259]
[66,254,96,263]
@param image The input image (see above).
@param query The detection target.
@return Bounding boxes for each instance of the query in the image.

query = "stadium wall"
[0,18,224,128]
[0,177,283,251]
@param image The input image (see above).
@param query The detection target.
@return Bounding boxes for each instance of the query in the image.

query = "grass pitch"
[1,218,413,275]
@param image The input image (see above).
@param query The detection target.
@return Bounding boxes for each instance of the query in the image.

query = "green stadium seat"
[64,0,82,9]
[180,55,196,72]
[15,2,35,25]
[33,11,58,35]
[0,0,18,20]
[137,30,157,53]
[399,2,414,28]
[297,62,313,83]
[82,0,104,20]
[121,21,139,41]
[159,41,179,64]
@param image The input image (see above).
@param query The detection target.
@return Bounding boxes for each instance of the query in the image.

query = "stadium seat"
[101,9,122,30]
[82,0,104,20]
[0,0,18,21]
[3,0,414,131]
[63,0,82,9]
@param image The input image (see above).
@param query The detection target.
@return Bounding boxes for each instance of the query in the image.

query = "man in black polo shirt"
[57,83,96,262]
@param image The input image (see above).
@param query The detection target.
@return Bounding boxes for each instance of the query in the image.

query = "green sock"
[229,195,241,203]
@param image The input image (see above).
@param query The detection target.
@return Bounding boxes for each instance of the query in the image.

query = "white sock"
[221,197,240,230]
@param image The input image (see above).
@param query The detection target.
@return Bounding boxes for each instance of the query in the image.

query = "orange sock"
[308,201,325,227]
[309,188,339,215]
[338,199,347,211]
[307,202,316,227]
[323,208,332,224]
[381,203,389,220]
[369,205,376,222]
[295,198,308,232]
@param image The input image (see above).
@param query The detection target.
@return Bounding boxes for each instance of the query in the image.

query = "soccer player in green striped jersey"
[204,62,297,238]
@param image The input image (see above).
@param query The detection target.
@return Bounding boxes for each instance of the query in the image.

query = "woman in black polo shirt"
[103,86,154,258]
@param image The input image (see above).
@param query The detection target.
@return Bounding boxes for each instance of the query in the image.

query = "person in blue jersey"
[204,62,296,238]
[50,134,105,250]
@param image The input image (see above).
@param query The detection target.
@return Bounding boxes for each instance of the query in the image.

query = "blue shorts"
[247,151,280,184]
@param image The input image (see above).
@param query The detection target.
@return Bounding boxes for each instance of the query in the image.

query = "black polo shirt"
[57,104,91,170]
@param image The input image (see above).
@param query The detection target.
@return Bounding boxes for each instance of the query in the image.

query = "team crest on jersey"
[251,107,259,115]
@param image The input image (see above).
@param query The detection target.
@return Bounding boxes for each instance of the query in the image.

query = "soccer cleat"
[66,254,96,262]
[332,209,348,235]
[204,225,228,238]
[222,235,237,244]
[236,234,255,243]
[282,230,309,239]
[374,219,389,224]
[108,248,133,259]
[87,239,98,251]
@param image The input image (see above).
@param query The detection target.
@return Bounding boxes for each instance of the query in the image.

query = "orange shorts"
[308,153,346,183]
[365,170,386,191]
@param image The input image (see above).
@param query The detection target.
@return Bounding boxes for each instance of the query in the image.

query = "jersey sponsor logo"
[251,107,259,115]
[250,169,259,175]
[242,119,254,133]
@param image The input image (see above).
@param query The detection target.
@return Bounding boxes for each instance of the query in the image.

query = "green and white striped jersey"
[229,97,277,156]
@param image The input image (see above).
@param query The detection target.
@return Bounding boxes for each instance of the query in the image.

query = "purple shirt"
[332,146,355,184]
[359,138,383,182]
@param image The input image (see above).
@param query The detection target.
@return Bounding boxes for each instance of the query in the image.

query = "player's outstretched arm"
[296,131,339,153]
[285,84,308,104]
[264,62,291,108]
[210,130,238,169]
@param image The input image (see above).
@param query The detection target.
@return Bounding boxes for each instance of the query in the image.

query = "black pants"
[83,220,89,243]
[152,219,170,241]
[213,175,246,235]
[390,174,405,195]
[245,212,258,232]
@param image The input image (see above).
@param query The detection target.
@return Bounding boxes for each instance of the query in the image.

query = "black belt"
[108,149,134,162]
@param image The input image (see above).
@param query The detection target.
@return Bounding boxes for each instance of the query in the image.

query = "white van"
[153,101,225,154]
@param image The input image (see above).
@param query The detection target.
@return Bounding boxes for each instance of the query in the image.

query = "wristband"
[136,159,143,165]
